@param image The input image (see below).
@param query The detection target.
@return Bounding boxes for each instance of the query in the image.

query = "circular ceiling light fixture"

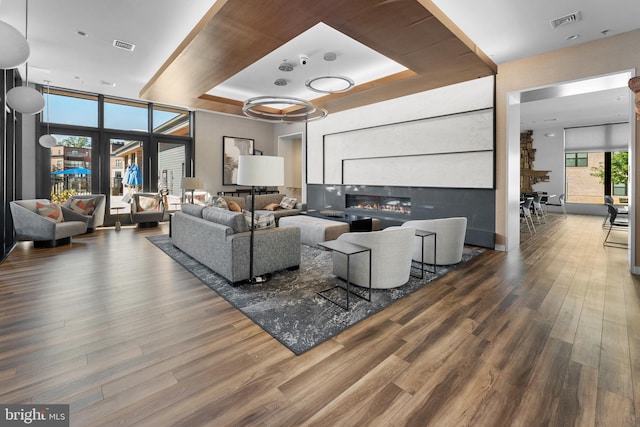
[305,51,355,94]
[243,96,327,123]
[0,20,30,69]
[305,75,355,94]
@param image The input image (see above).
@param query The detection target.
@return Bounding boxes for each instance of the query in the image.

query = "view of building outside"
[565,151,628,204]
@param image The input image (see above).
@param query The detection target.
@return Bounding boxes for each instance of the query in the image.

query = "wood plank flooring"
[0,214,638,426]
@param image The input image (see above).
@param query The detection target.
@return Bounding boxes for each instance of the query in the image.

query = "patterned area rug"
[147,234,483,354]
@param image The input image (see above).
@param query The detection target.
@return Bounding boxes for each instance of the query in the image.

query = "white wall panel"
[307,76,495,185]
[324,109,493,184]
[343,151,493,188]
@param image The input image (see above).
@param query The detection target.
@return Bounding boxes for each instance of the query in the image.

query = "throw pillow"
[68,197,97,216]
[279,197,297,210]
[228,200,241,212]
[263,202,280,211]
[36,201,64,223]
[243,210,276,230]
[213,196,229,210]
[138,195,160,212]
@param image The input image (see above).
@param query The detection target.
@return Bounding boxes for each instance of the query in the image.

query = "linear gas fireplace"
[346,194,411,215]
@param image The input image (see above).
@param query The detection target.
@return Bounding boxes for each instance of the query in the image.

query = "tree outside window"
[590,151,628,199]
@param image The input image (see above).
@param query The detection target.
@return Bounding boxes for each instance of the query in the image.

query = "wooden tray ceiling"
[140,0,497,116]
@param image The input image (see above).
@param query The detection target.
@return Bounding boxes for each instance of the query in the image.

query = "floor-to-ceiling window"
[39,88,193,224]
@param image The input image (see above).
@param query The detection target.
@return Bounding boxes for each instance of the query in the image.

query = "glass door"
[107,135,148,216]
[158,141,186,211]
[48,133,95,201]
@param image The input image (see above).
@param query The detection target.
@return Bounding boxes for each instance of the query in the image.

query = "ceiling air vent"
[550,12,581,29]
[113,39,135,52]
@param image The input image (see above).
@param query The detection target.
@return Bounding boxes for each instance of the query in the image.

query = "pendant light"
[6,0,45,115]
[0,20,30,69]
[38,80,56,148]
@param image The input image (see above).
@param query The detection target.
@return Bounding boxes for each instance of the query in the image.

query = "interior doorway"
[508,70,635,266]
[278,133,303,201]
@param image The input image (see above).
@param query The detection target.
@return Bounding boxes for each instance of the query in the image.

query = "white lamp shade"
[237,155,284,186]
[7,85,45,114]
[0,20,30,69]
[181,177,203,190]
[38,134,57,148]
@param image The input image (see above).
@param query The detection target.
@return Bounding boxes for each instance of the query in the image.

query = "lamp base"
[245,274,272,284]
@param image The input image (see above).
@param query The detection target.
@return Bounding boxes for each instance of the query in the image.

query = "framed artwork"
[223,136,254,185]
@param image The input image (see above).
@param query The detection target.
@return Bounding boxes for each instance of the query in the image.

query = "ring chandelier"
[242,96,328,123]
[305,75,354,94]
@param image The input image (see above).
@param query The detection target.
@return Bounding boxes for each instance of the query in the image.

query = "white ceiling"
[1,0,639,129]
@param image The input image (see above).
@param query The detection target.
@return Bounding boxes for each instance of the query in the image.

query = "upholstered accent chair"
[62,194,106,232]
[331,226,415,289]
[9,199,89,247]
[130,193,165,228]
[402,217,468,266]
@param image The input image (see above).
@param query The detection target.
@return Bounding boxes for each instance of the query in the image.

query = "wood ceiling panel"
[140,0,496,116]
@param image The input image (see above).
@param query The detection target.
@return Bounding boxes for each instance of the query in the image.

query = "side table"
[318,239,371,310]
[411,229,437,278]
[112,206,125,231]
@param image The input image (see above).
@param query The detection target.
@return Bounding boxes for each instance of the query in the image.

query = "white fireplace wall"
[307,76,495,188]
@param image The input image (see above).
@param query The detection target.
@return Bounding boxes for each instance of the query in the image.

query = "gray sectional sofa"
[171,203,301,284]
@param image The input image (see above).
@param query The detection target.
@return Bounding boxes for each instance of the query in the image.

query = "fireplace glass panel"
[346,194,411,215]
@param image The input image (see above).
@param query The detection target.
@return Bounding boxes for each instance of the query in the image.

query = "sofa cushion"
[213,196,228,209]
[248,193,285,210]
[279,197,297,209]
[263,202,280,211]
[243,210,276,229]
[36,201,64,223]
[68,196,97,215]
[181,203,204,217]
[228,200,242,212]
[138,195,161,211]
[202,206,249,234]
[222,196,246,211]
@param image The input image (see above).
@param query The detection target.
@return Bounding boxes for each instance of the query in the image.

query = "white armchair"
[332,226,415,289]
[402,217,467,265]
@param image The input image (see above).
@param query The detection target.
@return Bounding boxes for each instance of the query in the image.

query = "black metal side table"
[318,239,372,310]
[411,229,437,278]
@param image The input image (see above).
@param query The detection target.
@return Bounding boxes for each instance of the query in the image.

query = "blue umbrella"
[124,164,142,186]
[51,167,92,175]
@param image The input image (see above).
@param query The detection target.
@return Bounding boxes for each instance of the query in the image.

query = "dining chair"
[532,193,546,224]
[603,203,628,247]
[520,197,536,234]
[545,194,567,217]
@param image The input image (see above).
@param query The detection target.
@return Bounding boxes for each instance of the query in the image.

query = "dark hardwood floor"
[0,213,638,426]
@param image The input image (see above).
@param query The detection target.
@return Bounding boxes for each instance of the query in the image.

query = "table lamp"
[181,177,203,204]
[237,155,284,283]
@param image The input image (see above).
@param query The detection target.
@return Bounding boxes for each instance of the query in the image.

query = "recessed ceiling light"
[278,61,294,72]
[76,30,88,37]
[274,78,288,86]
[544,133,556,137]
[101,80,116,87]
[565,34,580,41]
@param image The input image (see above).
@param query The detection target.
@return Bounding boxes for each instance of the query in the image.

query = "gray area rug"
[147,234,483,354]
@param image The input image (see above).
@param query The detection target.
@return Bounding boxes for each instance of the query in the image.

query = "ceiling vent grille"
[550,12,581,29]
[113,39,135,51]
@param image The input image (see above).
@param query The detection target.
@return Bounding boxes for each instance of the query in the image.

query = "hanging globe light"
[0,20,30,69]
[5,0,45,115]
